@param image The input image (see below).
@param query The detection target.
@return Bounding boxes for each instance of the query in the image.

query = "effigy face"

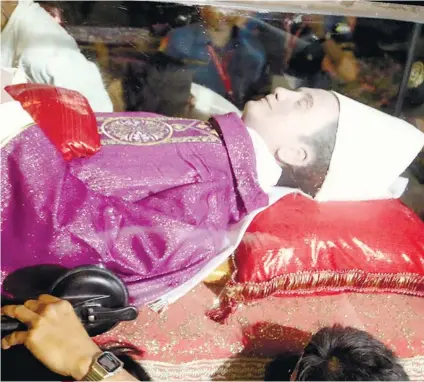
[1,2,424,381]
[58,0,424,201]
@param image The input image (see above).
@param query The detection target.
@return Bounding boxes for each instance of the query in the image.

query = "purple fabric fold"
[1,111,268,305]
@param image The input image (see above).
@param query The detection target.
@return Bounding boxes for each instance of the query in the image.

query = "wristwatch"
[84,351,124,381]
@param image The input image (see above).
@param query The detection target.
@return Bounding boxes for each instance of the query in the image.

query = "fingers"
[1,305,39,325]
[24,299,40,312]
[1,331,27,350]
[1,295,66,353]
[38,294,61,303]
[24,295,62,313]
[3,295,66,324]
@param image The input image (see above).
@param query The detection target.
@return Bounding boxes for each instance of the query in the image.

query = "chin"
[243,99,258,114]
[242,101,263,126]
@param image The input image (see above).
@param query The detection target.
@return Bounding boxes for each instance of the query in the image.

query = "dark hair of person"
[265,325,409,381]
[122,52,193,117]
[265,352,301,381]
[276,120,338,197]
[1,343,151,381]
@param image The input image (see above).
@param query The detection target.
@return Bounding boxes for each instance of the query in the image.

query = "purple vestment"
[1,112,268,304]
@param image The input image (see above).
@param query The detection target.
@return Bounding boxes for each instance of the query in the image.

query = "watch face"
[97,352,122,373]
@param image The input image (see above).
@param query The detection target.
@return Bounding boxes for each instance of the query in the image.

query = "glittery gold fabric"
[136,356,424,381]
[96,283,424,373]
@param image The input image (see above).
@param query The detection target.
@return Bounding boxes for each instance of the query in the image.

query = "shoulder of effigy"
[71,136,232,187]
[96,115,225,151]
[95,112,213,126]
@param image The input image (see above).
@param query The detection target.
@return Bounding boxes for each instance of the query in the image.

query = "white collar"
[246,127,282,193]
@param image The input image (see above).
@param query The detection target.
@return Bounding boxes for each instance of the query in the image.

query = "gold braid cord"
[138,356,424,381]
[206,255,424,323]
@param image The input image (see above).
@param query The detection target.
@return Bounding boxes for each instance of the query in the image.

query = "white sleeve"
[22,48,113,112]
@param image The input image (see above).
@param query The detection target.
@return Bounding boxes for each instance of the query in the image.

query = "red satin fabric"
[235,195,424,293]
[6,84,100,160]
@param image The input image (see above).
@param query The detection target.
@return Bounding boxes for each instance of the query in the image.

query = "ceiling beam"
[145,0,424,23]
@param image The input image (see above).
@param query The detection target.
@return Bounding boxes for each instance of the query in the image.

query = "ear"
[188,95,196,109]
[276,144,310,167]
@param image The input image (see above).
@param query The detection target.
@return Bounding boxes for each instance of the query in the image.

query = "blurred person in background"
[160,6,269,109]
[1,0,112,112]
[107,52,195,117]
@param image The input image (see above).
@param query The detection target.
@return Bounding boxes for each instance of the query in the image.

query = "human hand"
[1,294,101,380]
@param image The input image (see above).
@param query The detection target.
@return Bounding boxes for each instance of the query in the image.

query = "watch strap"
[85,362,108,381]
[84,352,124,381]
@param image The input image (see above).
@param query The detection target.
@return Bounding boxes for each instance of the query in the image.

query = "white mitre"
[316,92,424,202]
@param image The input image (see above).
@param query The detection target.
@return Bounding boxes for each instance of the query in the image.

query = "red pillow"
[207,195,424,323]
[6,84,100,160]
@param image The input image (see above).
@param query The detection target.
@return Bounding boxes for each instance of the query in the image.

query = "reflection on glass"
[1,3,424,381]
[14,2,421,119]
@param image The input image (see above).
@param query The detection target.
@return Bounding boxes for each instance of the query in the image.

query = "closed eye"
[295,93,314,110]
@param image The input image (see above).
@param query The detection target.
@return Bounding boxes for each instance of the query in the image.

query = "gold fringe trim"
[222,259,424,304]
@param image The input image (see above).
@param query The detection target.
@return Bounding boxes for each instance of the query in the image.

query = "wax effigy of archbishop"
[1,83,423,306]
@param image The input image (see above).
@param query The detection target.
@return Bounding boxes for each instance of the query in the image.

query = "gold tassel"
[203,258,233,285]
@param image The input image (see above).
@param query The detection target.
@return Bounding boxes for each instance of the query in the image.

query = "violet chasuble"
[1,112,269,305]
